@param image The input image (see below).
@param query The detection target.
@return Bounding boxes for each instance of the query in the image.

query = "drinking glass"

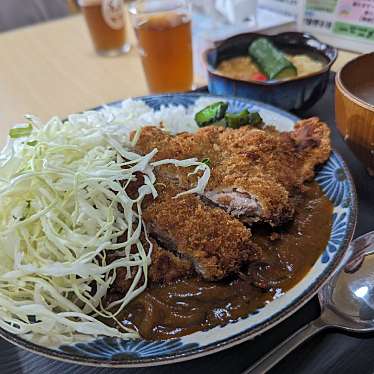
[80,0,131,56]
[128,0,193,93]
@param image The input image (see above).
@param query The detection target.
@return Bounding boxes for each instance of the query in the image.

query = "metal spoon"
[244,231,374,374]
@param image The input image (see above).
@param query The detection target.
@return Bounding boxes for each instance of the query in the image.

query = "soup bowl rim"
[203,31,337,86]
[336,52,374,111]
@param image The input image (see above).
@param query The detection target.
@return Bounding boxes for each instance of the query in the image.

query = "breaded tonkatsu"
[135,117,331,226]
[108,238,194,294]
[112,171,259,283]
[111,117,331,289]
[141,178,258,281]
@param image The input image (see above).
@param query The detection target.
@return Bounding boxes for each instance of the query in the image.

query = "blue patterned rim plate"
[0,93,357,367]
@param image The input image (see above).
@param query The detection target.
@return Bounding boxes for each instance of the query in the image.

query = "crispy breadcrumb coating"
[135,117,331,226]
[111,118,331,286]
[142,180,256,281]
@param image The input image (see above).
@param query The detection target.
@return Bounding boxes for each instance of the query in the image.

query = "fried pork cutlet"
[108,238,194,294]
[141,180,257,281]
[111,171,257,283]
[148,239,194,283]
[135,117,331,226]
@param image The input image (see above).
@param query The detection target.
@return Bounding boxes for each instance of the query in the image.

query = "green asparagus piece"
[194,101,228,127]
[247,112,263,127]
[225,110,263,129]
[225,109,250,129]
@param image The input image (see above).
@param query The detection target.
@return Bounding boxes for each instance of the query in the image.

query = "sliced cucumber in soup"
[249,38,297,80]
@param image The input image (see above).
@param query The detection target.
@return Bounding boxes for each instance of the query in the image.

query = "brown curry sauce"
[108,182,332,340]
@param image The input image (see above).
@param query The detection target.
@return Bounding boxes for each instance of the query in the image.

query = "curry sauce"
[104,182,333,340]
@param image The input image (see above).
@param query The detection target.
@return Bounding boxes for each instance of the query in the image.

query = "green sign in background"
[306,0,338,13]
[334,21,374,41]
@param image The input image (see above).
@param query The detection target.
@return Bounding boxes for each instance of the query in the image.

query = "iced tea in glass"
[80,0,131,56]
[129,0,193,93]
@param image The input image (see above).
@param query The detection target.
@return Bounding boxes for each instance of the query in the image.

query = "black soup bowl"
[204,32,337,111]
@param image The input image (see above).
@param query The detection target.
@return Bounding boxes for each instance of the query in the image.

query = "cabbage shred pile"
[0,109,210,345]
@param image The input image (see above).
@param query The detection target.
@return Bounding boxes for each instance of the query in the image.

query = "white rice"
[98,97,220,135]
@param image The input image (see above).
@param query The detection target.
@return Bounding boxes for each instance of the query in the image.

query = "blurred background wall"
[0,0,78,32]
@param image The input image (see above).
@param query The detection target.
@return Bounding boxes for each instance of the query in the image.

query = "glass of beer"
[128,0,193,93]
[80,0,131,56]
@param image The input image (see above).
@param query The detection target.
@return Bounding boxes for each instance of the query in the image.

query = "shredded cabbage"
[0,106,210,346]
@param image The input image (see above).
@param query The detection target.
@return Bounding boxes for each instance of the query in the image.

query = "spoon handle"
[242,318,327,374]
